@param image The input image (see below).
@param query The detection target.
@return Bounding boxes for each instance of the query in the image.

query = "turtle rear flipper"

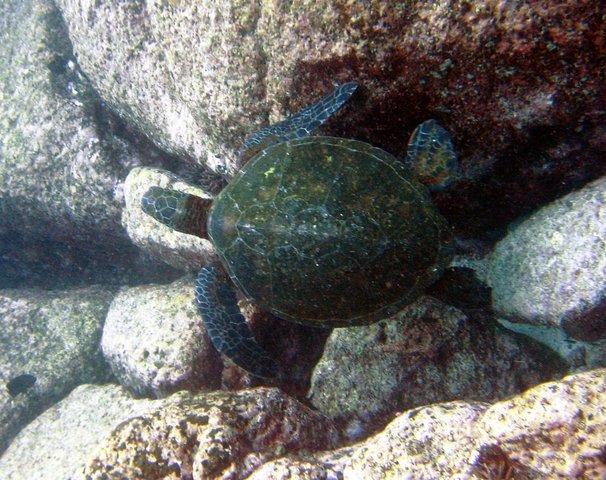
[239,82,358,161]
[196,262,279,378]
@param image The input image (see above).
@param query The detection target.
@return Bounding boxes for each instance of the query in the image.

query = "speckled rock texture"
[2,370,604,479]
[82,387,339,479]
[0,287,115,454]
[102,277,221,397]
[488,177,606,341]
[0,0,177,289]
[248,369,606,479]
[0,385,339,480]
[55,0,605,236]
[309,296,564,439]
[123,166,217,272]
[469,368,606,479]
[0,384,165,480]
[331,402,488,480]
[0,0,137,245]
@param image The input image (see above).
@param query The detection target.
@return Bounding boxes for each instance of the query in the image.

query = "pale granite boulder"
[102,277,221,397]
[488,177,606,341]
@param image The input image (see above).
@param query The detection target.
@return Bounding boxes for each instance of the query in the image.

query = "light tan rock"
[102,277,221,397]
[469,368,606,479]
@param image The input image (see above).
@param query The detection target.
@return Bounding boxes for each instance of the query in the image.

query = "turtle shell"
[208,136,453,327]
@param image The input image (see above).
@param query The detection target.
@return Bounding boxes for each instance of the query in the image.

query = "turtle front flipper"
[142,186,212,238]
[406,119,459,192]
[195,262,279,378]
[240,82,359,161]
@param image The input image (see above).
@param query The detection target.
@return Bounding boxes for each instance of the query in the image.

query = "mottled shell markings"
[406,119,459,191]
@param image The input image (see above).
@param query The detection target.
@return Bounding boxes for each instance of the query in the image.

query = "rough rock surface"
[488,177,606,341]
[0,0,127,240]
[0,0,176,289]
[249,369,606,479]
[0,384,340,480]
[0,384,165,480]
[309,296,564,438]
[332,402,488,480]
[2,370,604,479]
[468,368,606,479]
[102,277,221,397]
[55,0,606,236]
[123,166,217,272]
[83,387,339,479]
[0,286,115,454]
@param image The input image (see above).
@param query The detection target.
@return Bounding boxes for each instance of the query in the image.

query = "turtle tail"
[195,262,280,378]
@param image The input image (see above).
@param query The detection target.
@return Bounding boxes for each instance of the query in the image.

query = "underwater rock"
[82,387,339,479]
[55,0,605,235]
[331,401,488,479]
[309,296,564,439]
[488,177,606,341]
[0,286,114,455]
[102,277,221,397]
[0,384,338,480]
[250,369,606,479]
[469,368,606,479]
[123,166,217,272]
[0,0,180,290]
[250,402,487,479]
[2,371,604,479]
[0,0,145,261]
[0,384,169,480]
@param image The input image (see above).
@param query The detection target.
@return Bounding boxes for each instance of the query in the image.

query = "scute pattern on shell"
[209,136,453,327]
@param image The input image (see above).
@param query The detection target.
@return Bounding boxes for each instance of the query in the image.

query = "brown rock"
[83,387,339,479]
[309,296,565,439]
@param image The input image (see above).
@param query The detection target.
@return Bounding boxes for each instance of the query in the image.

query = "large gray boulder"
[102,277,221,397]
[0,0,179,288]
[55,0,605,221]
[488,177,606,341]
[0,0,138,244]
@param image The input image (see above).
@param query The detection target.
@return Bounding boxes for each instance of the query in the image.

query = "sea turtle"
[142,83,456,378]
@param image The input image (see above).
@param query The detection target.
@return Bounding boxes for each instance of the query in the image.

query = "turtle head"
[142,186,212,239]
